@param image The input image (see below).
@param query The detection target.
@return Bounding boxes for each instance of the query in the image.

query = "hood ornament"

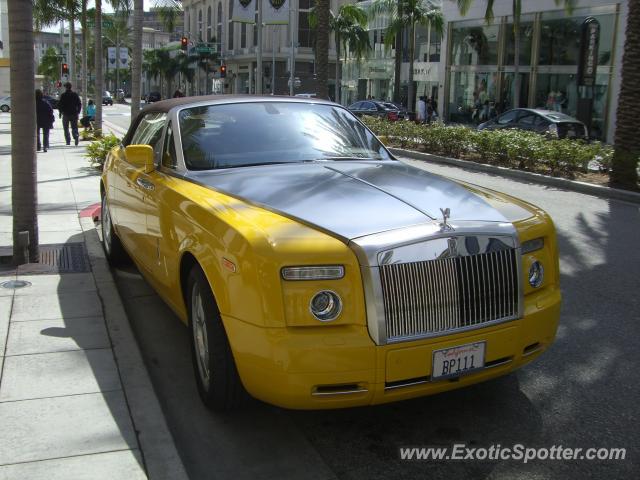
[439,208,453,231]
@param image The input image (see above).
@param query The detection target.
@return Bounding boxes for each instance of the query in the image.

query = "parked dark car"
[43,95,58,109]
[348,100,401,121]
[145,91,162,103]
[103,95,113,106]
[477,108,588,140]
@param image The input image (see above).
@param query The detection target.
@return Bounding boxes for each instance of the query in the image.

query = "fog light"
[528,261,544,288]
[309,290,342,321]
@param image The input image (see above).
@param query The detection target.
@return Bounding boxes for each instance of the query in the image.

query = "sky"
[42,0,170,32]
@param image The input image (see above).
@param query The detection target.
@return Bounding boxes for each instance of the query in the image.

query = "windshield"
[178,102,391,170]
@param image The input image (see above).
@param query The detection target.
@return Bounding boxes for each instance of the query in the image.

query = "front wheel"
[0,105,9,112]
[101,194,128,265]
[188,266,247,410]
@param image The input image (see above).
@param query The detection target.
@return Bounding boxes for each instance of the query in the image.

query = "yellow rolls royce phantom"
[100,95,561,410]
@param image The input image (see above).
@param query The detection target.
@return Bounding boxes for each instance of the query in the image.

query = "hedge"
[363,117,613,178]
[85,133,121,167]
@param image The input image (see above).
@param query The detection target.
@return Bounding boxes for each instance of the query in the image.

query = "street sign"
[87,19,114,28]
[195,43,218,55]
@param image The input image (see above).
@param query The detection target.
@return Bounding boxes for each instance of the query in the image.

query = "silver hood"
[189,160,508,241]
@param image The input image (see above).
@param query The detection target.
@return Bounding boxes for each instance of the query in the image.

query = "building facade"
[341,0,443,107]
[181,0,340,96]
[439,0,628,142]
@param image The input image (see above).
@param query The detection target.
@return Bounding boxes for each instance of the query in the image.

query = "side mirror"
[125,145,155,173]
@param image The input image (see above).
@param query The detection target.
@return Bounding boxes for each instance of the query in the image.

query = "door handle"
[136,177,155,191]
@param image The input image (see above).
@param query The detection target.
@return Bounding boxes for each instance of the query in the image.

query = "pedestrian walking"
[35,89,54,153]
[426,99,434,124]
[417,96,426,124]
[57,82,82,146]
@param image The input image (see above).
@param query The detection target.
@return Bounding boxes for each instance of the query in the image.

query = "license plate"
[432,341,486,380]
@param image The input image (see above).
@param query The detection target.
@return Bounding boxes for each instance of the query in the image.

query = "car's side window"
[518,113,536,125]
[497,110,518,125]
[351,102,362,109]
[130,112,167,165]
[162,122,178,169]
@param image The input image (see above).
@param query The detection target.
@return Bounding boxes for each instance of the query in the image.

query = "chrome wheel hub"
[192,285,211,389]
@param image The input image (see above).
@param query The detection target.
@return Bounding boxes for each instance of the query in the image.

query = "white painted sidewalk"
[0,113,186,480]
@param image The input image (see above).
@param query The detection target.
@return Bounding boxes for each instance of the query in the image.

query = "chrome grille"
[380,249,519,340]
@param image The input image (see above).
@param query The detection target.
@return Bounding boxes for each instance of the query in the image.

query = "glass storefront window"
[505,17,534,66]
[502,72,530,110]
[450,22,499,66]
[539,10,616,66]
[448,71,498,124]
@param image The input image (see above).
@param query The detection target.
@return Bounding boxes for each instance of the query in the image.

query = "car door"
[515,111,538,132]
[114,112,166,266]
[140,120,180,287]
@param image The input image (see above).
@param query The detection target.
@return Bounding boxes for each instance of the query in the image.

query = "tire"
[0,105,9,112]
[188,266,247,410]
[101,193,128,265]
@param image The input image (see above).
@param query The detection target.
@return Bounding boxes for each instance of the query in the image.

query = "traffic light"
[62,63,69,75]
[181,36,188,51]
[220,64,227,78]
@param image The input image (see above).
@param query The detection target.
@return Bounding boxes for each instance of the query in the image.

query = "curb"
[103,118,128,137]
[391,147,640,205]
[79,217,189,480]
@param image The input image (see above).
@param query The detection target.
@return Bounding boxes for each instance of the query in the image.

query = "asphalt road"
[111,131,640,479]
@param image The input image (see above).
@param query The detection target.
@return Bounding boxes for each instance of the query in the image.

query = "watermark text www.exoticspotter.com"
[399,444,626,464]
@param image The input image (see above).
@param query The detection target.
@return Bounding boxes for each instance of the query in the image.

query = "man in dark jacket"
[35,89,55,152]
[57,82,82,145]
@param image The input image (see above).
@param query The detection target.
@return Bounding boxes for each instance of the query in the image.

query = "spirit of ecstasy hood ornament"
[440,207,452,231]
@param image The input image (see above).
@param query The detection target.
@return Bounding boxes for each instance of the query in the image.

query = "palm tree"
[34,0,82,90]
[370,0,443,112]
[611,0,640,189]
[7,0,38,263]
[81,0,88,111]
[311,4,371,104]
[131,0,143,118]
[95,0,103,132]
[315,0,331,100]
[128,0,182,118]
[38,47,64,88]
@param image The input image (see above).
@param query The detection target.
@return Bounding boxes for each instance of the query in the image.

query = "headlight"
[528,261,544,288]
[521,237,544,254]
[309,290,342,321]
[281,265,344,281]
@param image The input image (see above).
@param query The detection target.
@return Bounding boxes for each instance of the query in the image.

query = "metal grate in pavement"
[38,243,91,273]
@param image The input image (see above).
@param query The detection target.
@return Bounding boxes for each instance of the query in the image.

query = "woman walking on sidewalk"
[35,89,54,153]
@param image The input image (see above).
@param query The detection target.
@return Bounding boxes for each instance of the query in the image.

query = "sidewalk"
[0,114,186,479]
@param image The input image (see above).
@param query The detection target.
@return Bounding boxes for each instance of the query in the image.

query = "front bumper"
[222,286,561,410]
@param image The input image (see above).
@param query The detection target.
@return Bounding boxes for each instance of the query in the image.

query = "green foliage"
[85,133,120,167]
[362,117,614,179]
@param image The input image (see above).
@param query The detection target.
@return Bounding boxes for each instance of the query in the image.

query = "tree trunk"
[131,0,142,117]
[407,18,415,113]
[81,1,87,110]
[512,0,521,109]
[335,33,340,104]
[69,14,75,89]
[393,1,403,104]
[315,0,330,100]
[611,0,640,188]
[95,0,103,132]
[8,0,38,263]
